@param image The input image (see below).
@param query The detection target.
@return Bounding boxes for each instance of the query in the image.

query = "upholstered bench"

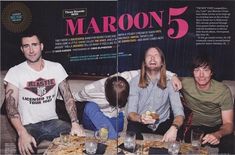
[1,69,234,154]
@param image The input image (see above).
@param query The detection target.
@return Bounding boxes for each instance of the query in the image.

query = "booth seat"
[1,71,234,154]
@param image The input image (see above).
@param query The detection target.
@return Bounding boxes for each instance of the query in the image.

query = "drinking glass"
[124,131,136,150]
[85,140,97,154]
[191,129,204,151]
[146,111,159,131]
[60,132,70,145]
[95,125,109,143]
[168,141,180,155]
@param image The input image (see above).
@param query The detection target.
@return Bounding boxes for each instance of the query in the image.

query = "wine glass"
[95,125,109,143]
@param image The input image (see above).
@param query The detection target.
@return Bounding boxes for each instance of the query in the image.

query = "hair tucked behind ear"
[158,63,166,89]
[138,46,166,89]
[139,61,148,88]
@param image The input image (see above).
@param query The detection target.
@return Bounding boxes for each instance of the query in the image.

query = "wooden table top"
[43,135,208,155]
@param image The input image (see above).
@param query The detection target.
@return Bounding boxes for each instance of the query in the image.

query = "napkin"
[118,143,139,153]
[96,143,107,154]
[148,147,169,154]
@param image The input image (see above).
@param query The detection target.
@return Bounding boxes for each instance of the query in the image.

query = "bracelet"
[171,123,179,130]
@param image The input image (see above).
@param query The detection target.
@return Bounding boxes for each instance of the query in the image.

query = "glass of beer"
[95,125,109,143]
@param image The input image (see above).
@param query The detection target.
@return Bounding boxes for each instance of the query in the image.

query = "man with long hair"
[56,68,181,139]
[127,46,184,141]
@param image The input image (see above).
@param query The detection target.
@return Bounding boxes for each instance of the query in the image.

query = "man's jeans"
[127,118,172,140]
[82,101,124,139]
[24,119,71,144]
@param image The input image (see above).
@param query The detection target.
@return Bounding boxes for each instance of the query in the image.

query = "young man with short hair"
[4,32,84,155]
[181,54,234,153]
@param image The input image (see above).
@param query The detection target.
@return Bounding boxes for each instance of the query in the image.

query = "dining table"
[43,135,208,155]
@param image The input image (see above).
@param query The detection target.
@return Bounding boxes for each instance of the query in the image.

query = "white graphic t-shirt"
[4,60,68,125]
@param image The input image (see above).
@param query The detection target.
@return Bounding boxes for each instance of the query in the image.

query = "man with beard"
[127,46,184,141]
[4,32,85,155]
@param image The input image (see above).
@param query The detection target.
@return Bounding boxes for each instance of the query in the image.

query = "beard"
[145,65,161,72]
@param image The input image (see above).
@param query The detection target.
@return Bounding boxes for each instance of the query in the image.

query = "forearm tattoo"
[6,89,19,118]
[59,80,78,122]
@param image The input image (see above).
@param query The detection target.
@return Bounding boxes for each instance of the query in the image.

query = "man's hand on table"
[71,122,85,136]
[161,126,177,142]
[202,133,220,145]
[18,130,37,155]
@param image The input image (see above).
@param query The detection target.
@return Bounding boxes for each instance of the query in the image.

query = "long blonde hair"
[138,47,167,89]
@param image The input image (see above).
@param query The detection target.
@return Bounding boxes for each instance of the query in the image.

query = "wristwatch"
[171,123,179,130]
[72,119,79,124]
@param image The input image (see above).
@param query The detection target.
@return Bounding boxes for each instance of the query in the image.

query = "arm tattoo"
[59,80,78,122]
[6,89,19,119]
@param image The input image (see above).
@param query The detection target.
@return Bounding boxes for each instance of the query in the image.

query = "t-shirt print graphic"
[24,78,56,97]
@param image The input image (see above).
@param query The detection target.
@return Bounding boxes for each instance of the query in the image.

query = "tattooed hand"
[59,80,79,124]
[71,122,85,137]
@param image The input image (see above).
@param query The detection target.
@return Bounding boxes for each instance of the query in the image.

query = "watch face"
[72,120,79,124]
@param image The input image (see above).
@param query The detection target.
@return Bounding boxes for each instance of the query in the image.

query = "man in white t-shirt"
[4,32,84,155]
